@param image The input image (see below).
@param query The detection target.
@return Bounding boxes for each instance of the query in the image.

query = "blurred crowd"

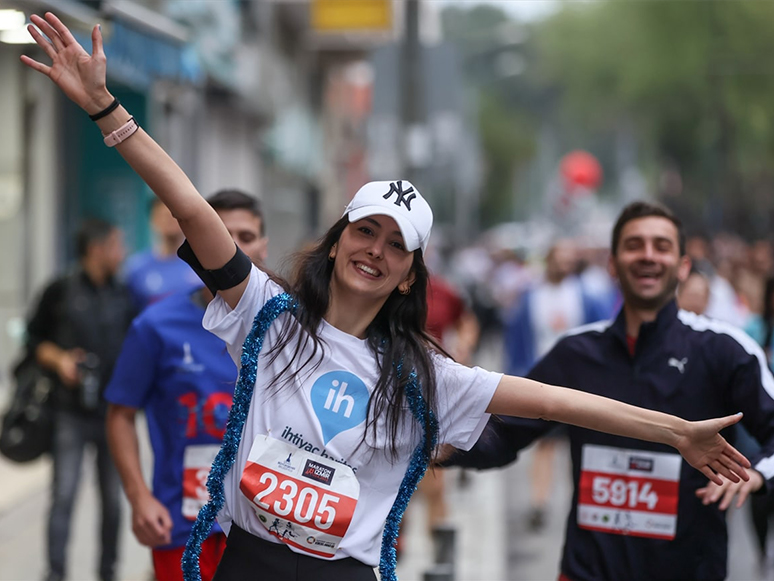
[437,229,774,352]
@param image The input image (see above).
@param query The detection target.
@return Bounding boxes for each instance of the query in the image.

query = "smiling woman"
[20,12,752,581]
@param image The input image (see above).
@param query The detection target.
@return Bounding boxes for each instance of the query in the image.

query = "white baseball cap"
[343,180,433,253]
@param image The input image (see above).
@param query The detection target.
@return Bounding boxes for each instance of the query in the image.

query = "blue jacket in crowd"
[503,282,611,376]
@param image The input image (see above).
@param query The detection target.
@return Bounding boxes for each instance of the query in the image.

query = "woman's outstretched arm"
[487,374,751,486]
[21,13,247,307]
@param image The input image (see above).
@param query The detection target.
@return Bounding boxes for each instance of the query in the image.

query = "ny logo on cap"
[383,181,416,211]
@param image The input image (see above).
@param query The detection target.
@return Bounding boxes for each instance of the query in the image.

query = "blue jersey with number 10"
[105,289,236,549]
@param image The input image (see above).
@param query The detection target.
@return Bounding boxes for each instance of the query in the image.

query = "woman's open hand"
[674,413,750,485]
[21,12,112,114]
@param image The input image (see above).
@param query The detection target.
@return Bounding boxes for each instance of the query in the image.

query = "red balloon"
[560,150,603,193]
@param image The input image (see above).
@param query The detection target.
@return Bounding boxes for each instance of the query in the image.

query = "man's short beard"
[621,278,679,312]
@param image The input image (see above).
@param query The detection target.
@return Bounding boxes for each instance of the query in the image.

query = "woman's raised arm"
[487,374,751,486]
[22,13,248,307]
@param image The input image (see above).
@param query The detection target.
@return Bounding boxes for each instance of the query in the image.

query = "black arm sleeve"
[442,414,555,469]
[26,278,66,353]
[177,240,251,294]
[443,339,572,469]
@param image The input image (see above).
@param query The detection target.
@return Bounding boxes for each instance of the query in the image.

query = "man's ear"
[677,255,692,283]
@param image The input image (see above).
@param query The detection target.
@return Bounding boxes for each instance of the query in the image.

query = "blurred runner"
[105,191,267,581]
[419,274,480,527]
[503,240,609,531]
[124,198,201,311]
[677,268,711,316]
[743,276,774,577]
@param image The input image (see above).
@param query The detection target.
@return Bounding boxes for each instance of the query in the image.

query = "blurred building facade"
[0,0,480,382]
[0,0,405,380]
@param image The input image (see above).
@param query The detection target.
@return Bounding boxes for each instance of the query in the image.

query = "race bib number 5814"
[240,435,359,558]
[577,444,681,540]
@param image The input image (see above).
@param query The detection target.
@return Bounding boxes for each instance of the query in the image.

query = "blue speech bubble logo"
[310,371,369,445]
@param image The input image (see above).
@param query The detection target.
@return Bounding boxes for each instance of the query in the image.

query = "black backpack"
[0,353,54,463]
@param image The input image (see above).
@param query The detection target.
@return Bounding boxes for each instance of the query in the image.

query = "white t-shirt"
[203,266,501,566]
[530,277,585,358]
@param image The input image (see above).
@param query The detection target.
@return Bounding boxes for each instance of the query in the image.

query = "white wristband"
[103,117,139,147]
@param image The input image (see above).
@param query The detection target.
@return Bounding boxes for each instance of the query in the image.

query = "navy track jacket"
[452,301,774,581]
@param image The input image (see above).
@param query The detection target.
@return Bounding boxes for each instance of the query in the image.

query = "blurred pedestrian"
[449,201,774,581]
[503,240,609,531]
[27,218,136,581]
[677,268,711,315]
[124,198,201,311]
[743,276,774,575]
[406,273,480,549]
[106,190,267,581]
[23,16,753,581]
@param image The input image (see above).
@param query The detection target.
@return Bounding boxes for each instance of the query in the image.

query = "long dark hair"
[264,216,444,461]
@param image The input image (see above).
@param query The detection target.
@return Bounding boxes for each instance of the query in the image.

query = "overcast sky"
[435,0,560,22]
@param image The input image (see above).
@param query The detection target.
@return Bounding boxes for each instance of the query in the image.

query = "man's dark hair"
[611,201,685,256]
[207,189,265,236]
[76,218,116,259]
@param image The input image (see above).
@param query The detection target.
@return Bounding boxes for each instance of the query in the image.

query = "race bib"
[182,445,220,520]
[240,434,359,558]
[577,444,681,540]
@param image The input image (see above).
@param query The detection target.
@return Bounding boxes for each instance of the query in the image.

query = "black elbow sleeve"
[177,240,252,295]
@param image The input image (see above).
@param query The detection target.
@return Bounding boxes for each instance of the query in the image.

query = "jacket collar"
[610,299,678,354]
[76,266,117,290]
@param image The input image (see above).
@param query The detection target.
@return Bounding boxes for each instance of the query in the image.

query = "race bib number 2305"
[240,435,359,558]
[577,444,681,540]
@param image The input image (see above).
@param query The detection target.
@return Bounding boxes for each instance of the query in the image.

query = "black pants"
[213,525,377,581]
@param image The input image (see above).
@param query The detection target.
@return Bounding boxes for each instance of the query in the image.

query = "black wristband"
[89,97,119,121]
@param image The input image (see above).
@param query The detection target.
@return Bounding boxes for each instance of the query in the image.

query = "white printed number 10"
[255,472,339,529]
[592,477,658,510]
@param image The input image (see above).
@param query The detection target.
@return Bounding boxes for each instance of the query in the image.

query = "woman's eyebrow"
[362,217,402,237]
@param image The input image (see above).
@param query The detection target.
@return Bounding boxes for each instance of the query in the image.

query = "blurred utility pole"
[401,0,427,182]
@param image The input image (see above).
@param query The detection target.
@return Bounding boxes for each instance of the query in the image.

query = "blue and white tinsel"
[182,292,296,581]
[181,292,438,581]
[378,363,439,581]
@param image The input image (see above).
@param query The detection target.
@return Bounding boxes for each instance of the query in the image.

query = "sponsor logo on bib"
[303,459,336,486]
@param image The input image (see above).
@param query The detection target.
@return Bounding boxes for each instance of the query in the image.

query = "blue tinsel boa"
[181,292,438,581]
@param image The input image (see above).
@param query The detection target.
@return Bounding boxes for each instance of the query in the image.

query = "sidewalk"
[0,416,154,581]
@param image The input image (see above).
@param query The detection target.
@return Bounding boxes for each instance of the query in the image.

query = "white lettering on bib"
[577,444,681,540]
[240,434,360,558]
[182,444,220,520]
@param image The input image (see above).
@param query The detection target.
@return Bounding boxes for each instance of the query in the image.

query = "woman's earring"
[399,284,411,295]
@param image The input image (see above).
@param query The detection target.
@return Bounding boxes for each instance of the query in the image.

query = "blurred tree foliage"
[535,0,774,236]
[441,5,538,228]
[443,1,774,236]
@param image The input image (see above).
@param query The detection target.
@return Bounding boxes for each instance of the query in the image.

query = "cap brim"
[347,205,422,252]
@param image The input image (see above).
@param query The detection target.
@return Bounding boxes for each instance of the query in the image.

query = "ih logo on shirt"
[310,371,368,444]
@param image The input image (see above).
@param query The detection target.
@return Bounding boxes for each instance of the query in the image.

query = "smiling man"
[448,201,774,581]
